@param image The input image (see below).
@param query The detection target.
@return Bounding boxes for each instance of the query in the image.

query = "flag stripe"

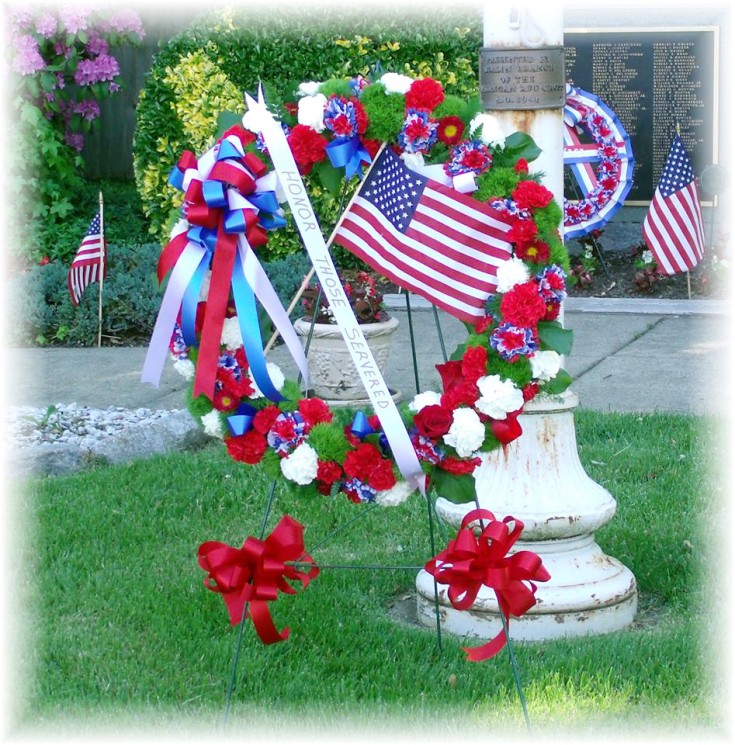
[642,135,705,276]
[67,211,106,306]
[333,148,513,323]
[339,200,507,298]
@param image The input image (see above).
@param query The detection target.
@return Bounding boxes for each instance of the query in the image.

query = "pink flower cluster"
[74,54,120,85]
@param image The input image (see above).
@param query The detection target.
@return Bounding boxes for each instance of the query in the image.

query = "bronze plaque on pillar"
[480,47,565,110]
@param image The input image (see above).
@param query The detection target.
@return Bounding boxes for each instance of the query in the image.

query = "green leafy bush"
[133,6,482,255]
[7,243,315,348]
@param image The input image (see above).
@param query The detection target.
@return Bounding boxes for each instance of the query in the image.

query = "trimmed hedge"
[133,6,483,258]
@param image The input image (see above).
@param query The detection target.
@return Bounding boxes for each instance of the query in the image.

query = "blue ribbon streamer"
[231,249,284,402]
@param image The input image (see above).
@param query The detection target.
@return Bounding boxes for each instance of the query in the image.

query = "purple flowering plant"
[9,6,145,152]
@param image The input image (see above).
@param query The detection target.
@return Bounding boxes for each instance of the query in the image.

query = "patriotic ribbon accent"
[326,135,372,180]
[141,126,309,400]
[563,83,635,239]
[425,509,550,662]
[198,515,319,644]
[227,402,258,437]
[246,86,426,496]
[350,411,390,452]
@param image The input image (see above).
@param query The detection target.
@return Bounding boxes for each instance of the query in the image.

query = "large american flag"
[642,135,706,275]
[333,148,514,324]
[68,212,107,306]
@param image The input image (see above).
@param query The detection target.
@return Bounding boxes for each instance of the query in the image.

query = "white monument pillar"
[416,5,637,641]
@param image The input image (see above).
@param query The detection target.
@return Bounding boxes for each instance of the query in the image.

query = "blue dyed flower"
[535,265,567,304]
[444,140,492,177]
[324,96,358,138]
[342,477,377,504]
[397,109,438,154]
[267,411,307,456]
[490,323,538,361]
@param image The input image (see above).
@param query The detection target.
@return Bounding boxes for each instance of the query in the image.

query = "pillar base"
[416,532,637,642]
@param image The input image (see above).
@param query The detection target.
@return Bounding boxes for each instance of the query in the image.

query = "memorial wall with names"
[564,28,717,203]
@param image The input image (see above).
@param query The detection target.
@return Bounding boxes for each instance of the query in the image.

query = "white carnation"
[280,443,319,485]
[220,316,243,350]
[248,362,286,399]
[401,151,425,171]
[476,375,524,420]
[297,93,328,132]
[201,410,224,439]
[375,480,415,507]
[241,107,263,135]
[443,407,485,457]
[469,113,506,148]
[380,72,414,94]
[495,256,530,293]
[298,81,322,97]
[173,358,195,381]
[199,270,211,301]
[409,390,442,412]
[530,350,561,383]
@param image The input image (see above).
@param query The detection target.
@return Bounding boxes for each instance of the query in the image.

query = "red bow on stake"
[198,515,319,644]
[425,508,550,661]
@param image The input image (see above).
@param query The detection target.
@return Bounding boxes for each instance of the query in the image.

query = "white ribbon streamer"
[244,88,426,495]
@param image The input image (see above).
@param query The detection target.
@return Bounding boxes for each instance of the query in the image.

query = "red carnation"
[439,456,481,474]
[225,430,268,464]
[499,281,547,327]
[298,398,333,427]
[253,405,281,435]
[437,115,465,146]
[508,218,539,247]
[512,180,554,210]
[362,138,382,160]
[461,345,488,384]
[405,77,445,112]
[441,380,479,410]
[316,459,343,495]
[287,124,328,174]
[514,158,529,174]
[413,404,454,439]
[515,240,551,265]
[522,382,540,402]
[344,442,386,482]
[353,98,369,135]
[474,315,495,334]
[370,459,397,491]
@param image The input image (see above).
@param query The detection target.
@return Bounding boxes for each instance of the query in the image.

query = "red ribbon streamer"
[198,515,319,644]
[425,508,550,662]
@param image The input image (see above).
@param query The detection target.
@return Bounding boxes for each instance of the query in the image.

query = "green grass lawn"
[9,410,729,740]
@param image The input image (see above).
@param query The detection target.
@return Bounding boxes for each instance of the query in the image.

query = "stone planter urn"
[293,315,400,404]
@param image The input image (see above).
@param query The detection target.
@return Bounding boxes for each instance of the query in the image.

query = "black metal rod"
[432,305,448,363]
[403,289,421,394]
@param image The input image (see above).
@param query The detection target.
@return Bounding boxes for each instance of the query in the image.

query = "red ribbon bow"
[425,508,550,661]
[198,515,319,645]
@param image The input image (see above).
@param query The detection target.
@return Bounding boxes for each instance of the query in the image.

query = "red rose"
[436,359,464,393]
[39,256,50,266]
[490,414,522,446]
[514,158,529,174]
[405,77,445,111]
[438,456,481,475]
[225,430,268,464]
[512,180,554,210]
[522,382,540,402]
[413,404,453,439]
[287,124,328,174]
[298,398,333,427]
[253,405,281,435]
[461,345,488,384]
[500,281,547,327]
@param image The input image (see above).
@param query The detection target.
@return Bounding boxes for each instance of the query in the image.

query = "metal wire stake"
[223,479,279,726]
[403,289,421,394]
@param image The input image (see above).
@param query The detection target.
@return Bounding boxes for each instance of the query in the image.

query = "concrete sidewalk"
[6,296,730,417]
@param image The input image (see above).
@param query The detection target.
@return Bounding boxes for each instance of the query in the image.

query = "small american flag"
[642,135,706,275]
[68,212,106,306]
[333,148,514,324]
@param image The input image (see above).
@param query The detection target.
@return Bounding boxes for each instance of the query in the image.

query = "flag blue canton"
[657,136,695,198]
[360,150,427,233]
[86,214,101,236]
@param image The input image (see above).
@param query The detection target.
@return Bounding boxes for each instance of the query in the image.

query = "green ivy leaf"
[314,160,344,197]
[430,469,476,505]
[537,320,574,355]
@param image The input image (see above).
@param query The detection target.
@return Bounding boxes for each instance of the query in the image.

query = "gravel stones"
[6,403,208,478]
